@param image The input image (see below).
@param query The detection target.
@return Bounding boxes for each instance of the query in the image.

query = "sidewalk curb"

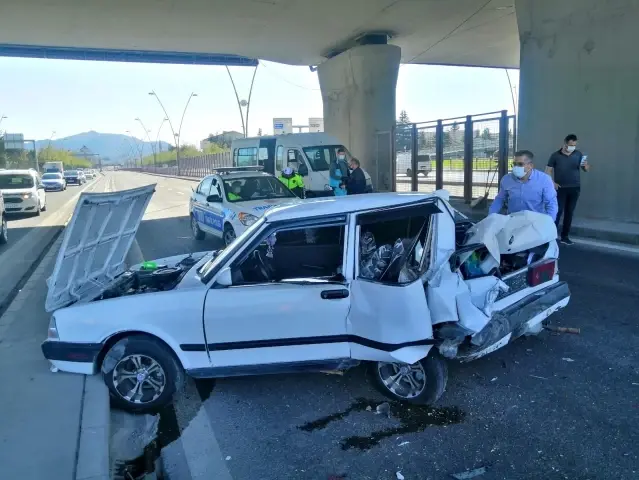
[75,376,111,480]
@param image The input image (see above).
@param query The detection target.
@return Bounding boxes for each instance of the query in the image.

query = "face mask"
[337,155,345,161]
[566,145,576,153]
[512,166,526,178]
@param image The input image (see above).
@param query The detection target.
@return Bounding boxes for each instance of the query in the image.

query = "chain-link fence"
[391,110,515,201]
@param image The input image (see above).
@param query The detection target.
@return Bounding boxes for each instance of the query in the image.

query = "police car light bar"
[213,166,264,175]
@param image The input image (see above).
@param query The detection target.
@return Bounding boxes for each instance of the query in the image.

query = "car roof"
[264,192,444,222]
[0,169,37,175]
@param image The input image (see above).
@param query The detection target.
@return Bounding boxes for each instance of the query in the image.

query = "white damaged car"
[42,185,570,412]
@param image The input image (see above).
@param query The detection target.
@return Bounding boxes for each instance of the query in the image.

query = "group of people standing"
[278,147,370,198]
[489,133,590,245]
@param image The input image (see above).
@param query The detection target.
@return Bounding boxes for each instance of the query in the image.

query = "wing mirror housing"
[206,194,222,203]
[215,266,233,287]
[298,163,309,176]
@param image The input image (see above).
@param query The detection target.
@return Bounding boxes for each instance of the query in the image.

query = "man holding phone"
[546,134,590,245]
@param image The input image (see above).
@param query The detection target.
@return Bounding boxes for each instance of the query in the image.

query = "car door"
[191,175,223,236]
[200,216,353,375]
[346,201,443,365]
[35,176,46,207]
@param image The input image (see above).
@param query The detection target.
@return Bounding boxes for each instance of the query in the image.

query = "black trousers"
[556,187,580,238]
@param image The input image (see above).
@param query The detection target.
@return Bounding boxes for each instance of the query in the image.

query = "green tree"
[396,110,412,151]
[398,110,410,125]
[257,128,263,137]
[481,127,492,141]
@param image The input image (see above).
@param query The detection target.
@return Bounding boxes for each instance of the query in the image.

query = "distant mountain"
[35,131,173,164]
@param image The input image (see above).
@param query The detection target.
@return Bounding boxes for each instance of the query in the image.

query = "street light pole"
[149,91,197,176]
[125,130,143,168]
[155,118,168,171]
[135,117,156,170]
[225,64,258,137]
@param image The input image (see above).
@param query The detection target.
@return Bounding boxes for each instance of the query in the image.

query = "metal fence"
[394,110,515,201]
[128,151,232,177]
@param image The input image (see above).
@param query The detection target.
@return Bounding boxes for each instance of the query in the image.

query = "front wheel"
[103,335,184,413]
[370,351,448,404]
[191,215,205,240]
[223,223,236,247]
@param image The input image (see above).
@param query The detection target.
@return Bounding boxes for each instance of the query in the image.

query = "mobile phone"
[580,155,588,166]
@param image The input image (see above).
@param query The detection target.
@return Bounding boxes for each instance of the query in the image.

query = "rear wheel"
[35,201,41,216]
[191,215,205,240]
[223,223,236,247]
[370,351,448,405]
[103,335,184,413]
[0,215,8,244]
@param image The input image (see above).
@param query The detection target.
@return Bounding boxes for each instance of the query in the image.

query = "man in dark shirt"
[346,157,367,195]
[546,133,590,245]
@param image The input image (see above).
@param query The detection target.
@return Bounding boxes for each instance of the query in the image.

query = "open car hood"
[45,184,155,312]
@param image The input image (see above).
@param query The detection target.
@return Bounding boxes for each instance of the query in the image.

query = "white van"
[231,133,371,197]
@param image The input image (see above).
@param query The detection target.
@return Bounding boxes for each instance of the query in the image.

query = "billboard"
[3,133,24,150]
[273,118,292,135]
[308,117,324,133]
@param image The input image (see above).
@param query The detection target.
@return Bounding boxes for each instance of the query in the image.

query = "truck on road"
[43,161,64,175]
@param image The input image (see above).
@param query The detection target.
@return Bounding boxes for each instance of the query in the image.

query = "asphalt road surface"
[108,172,639,480]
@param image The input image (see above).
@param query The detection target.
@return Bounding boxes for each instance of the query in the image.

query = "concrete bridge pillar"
[516,0,639,223]
[318,44,401,192]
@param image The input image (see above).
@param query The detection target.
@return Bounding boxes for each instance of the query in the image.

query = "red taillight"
[527,259,556,286]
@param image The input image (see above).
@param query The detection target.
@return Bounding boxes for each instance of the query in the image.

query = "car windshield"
[302,144,346,172]
[222,176,296,203]
[65,170,78,176]
[198,217,266,282]
[0,174,35,189]
[42,173,62,180]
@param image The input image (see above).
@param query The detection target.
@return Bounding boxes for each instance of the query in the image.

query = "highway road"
[108,172,639,480]
[0,171,636,480]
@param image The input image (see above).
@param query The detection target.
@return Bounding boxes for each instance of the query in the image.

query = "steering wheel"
[252,250,271,282]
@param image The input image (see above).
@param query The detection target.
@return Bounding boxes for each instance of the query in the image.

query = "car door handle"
[321,289,349,300]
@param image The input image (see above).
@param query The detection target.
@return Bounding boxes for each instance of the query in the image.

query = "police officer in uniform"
[279,166,305,198]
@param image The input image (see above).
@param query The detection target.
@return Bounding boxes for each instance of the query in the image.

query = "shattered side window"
[357,213,432,285]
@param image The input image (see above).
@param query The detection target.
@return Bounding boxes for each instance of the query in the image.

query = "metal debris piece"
[561,357,575,362]
[225,456,231,461]
[450,466,487,479]
[396,471,405,480]
[365,405,372,412]
[529,375,548,380]
[376,402,391,417]
[398,441,410,447]
[544,325,580,334]
[490,377,497,382]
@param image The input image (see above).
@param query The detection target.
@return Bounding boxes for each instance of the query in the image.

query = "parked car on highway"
[84,170,95,180]
[64,169,84,185]
[0,189,7,244]
[41,172,67,191]
[0,169,47,216]
[189,167,302,246]
[41,185,570,412]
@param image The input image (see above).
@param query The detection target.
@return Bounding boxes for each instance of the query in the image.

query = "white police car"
[189,168,302,246]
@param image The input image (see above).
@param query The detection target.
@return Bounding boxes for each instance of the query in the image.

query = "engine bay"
[96,255,199,301]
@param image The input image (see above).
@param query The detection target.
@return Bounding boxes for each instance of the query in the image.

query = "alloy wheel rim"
[224,229,235,246]
[378,362,426,399]
[191,217,199,237]
[113,354,166,404]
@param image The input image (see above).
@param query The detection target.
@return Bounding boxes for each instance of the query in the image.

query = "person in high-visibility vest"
[279,166,305,198]
[227,181,242,201]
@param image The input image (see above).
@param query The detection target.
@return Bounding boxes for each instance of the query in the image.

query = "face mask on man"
[512,166,526,178]
[566,145,576,153]
[337,154,345,161]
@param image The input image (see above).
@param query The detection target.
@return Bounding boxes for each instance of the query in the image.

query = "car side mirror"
[298,163,309,176]
[215,266,233,287]
[206,194,222,203]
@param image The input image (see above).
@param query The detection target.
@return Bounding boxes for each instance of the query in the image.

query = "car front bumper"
[4,196,39,213]
[66,178,81,184]
[43,183,65,191]
[41,340,102,374]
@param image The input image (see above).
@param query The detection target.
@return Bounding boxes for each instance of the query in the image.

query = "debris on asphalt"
[225,456,231,461]
[398,441,410,447]
[490,377,498,382]
[396,471,405,480]
[365,405,372,411]
[450,466,487,479]
[376,402,391,417]
[529,374,548,380]
[561,357,575,362]
[544,325,580,334]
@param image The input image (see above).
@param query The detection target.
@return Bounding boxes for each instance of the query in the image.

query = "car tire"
[369,351,448,405]
[223,223,236,247]
[35,201,41,216]
[41,202,46,212]
[406,168,412,177]
[191,215,205,240]
[103,335,184,413]
[0,215,8,245]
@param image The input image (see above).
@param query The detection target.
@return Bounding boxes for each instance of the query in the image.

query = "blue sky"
[0,57,518,147]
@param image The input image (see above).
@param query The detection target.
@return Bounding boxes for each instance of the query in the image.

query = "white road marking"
[176,191,185,195]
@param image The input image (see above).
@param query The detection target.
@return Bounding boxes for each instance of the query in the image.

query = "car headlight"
[48,316,59,340]
[238,212,258,226]
[22,193,32,199]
